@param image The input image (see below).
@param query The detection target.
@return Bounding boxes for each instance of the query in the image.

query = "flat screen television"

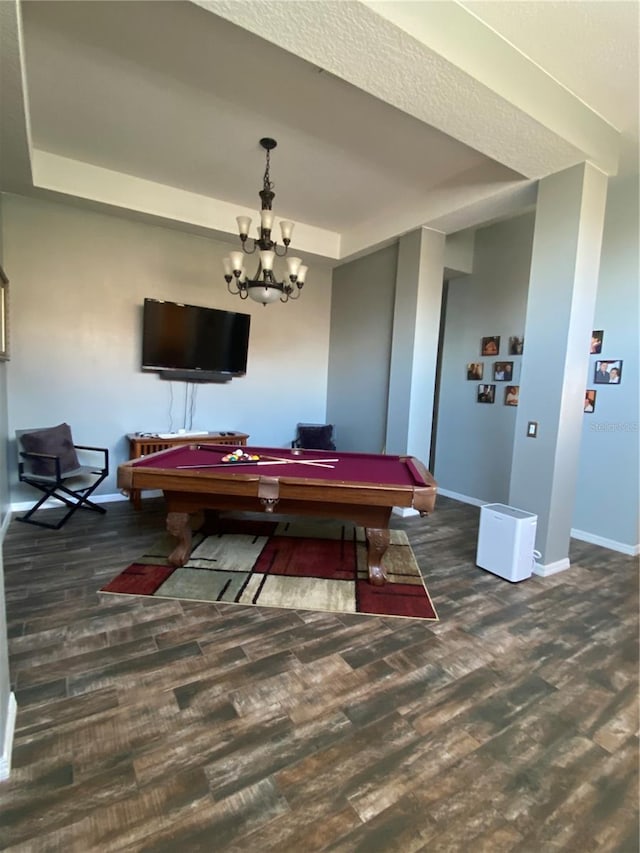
[141,298,250,381]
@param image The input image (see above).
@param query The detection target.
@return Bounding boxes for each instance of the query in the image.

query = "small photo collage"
[470,336,523,404]
[585,331,622,414]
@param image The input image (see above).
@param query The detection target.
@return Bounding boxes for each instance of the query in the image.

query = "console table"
[126,431,249,508]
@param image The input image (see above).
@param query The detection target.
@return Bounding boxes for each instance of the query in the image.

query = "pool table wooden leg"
[166,511,192,567]
[365,527,390,586]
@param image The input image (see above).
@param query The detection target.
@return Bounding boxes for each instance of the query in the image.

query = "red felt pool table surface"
[126,443,428,483]
[117,444,438,585]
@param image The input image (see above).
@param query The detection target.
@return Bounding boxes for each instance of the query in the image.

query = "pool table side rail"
[118,466,436,512]
[117,448,437,514]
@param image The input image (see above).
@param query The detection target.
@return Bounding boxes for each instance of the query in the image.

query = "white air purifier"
[476,503,538,582]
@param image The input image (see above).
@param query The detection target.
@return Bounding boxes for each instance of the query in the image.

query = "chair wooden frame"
[17,435,109,530]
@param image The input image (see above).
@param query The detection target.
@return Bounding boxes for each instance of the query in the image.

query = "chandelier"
[222,138,307,305]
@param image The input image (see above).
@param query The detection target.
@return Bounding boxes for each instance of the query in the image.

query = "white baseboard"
[533,557,571,577]
[571,528,639,557]
[436,488,486,508]
[0,692,17,781]
[438,490,638,557]
[10,490,154,514]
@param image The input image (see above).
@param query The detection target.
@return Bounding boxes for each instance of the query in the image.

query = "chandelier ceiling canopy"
[223,138,307,306]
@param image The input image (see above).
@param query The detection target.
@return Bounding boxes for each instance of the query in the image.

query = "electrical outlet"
[527,421,538,438]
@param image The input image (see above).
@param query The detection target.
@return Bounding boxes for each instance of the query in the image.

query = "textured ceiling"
[461,0,639,132]
[1,0,637,264]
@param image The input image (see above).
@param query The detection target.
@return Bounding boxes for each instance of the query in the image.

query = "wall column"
[509,163,608,573]
[386,227,445,463]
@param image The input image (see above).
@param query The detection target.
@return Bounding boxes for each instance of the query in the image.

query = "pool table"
[117,444,437,585]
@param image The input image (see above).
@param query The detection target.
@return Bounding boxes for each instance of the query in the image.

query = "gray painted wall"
[509,164,608,566]
[327,184,638,555]
[0,367,7,521]
[3,193,334,503]
[0,195,12,775]
[327,244,397,452]
[435,214,534,502]
[0,362,9,775]
[572,176,640,548]
[0,197,8,525]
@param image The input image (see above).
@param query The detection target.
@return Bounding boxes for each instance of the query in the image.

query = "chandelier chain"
[263,148,274,198]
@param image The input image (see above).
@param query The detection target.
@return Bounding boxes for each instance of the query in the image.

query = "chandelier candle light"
[223,138,308,305]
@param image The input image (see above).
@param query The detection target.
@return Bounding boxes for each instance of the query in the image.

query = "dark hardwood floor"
[1,496,638,852]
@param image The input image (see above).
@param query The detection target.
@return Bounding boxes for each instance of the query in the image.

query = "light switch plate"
[527,421,538,438]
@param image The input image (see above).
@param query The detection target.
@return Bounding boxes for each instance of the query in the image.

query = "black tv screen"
[142,298,250,379]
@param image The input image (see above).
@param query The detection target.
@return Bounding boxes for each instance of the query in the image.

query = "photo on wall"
[493,361,513,381]
[509,336,524,355]
[584,390,596,413]
[481,336,500,356]
[590,330,604,354]
[594,360,623,384]
[467,362,484,380]
[504,385,519,406]
[477,384,495,404]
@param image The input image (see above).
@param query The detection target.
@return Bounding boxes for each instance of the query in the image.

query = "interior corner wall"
[2,193,333,502]
[572,175,640,552]
[434,213,535,502]
[327,244,398,452]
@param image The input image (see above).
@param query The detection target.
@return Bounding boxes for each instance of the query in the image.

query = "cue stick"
[261,455,339,469]
[193,448,340,469]
[177,461,298,470]
[176,459,336,470]
[195,444,338,468]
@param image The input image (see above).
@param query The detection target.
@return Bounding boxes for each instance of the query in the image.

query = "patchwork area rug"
[100,517,438,620]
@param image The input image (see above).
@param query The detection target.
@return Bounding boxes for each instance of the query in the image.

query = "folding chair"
[17,423,109,529]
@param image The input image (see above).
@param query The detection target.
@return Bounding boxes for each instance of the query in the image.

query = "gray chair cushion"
[296,424,335,451]
[20,423,81,477]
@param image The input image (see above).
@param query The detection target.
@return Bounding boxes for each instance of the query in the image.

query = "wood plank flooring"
[1,496,638,852]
